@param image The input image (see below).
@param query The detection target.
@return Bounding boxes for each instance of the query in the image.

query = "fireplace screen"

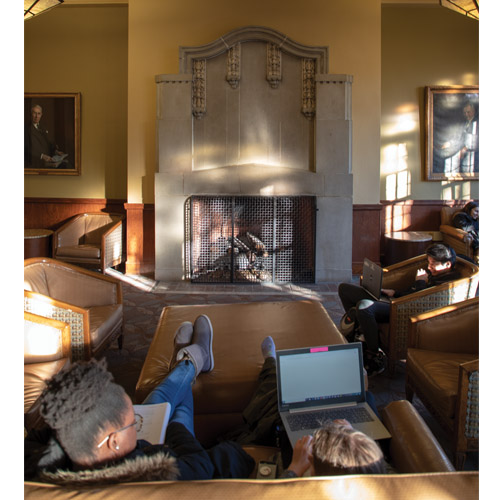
[186,196,316,283]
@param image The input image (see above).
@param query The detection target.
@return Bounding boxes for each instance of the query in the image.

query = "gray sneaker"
[169,321,193,371]
[179,314,214,376]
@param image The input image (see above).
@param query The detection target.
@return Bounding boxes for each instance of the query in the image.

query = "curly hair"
[312,421,386,476]
[39,358,129,463]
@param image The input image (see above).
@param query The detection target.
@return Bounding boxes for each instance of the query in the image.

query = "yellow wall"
[24,2,479,205]
[24,5,128,199]
[128,0,382,204]
[381,5,479,202]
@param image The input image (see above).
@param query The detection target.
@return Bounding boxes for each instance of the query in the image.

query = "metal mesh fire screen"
[185,196,316,283]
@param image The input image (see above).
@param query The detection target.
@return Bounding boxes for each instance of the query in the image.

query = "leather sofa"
[24,300,478,499]
[52,212,124,273]
[24,257,124,362]
[25,400,477,499]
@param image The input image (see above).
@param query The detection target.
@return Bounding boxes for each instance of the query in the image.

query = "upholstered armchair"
[52,212,124,273]
[24,257,123,362]
[439,206,475,261]
[405,297,479,469]
[378,255,478,375]
[24,311,72,431]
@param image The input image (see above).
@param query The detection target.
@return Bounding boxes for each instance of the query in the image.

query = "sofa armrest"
[439,224,469,242]
[24,311,72,363]
[408,298,479,353]
[24,290,91,360]
[102,220,124,269]
[380,400,455,473]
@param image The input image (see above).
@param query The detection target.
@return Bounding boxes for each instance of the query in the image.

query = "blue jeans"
[143,359,196,436]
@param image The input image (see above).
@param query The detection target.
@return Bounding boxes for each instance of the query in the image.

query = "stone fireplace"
[155,26,353,282]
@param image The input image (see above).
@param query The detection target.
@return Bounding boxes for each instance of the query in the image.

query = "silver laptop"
[276,343,391,446]
[362,258,386,301]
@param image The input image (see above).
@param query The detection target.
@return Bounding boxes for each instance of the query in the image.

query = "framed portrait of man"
[424,85,479,181]
[24,92,81,176]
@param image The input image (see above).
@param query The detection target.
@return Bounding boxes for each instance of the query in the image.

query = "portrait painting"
[425,85,479,181]
[24,92,81,175]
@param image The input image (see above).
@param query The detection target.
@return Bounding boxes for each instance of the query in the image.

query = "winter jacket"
[25,422,254,486]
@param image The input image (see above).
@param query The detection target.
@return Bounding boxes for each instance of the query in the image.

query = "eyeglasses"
[97,413,143,448]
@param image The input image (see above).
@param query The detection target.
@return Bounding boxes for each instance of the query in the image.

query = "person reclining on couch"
[222,336,386,477]
[24,315,254,485]
[338,243,460,376]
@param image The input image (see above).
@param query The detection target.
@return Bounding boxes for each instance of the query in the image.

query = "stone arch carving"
[179,25,329,73]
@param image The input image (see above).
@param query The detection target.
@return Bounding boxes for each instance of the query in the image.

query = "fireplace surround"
[155,26,353,282]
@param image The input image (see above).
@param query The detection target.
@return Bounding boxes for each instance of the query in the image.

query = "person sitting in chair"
[338,243,460,376]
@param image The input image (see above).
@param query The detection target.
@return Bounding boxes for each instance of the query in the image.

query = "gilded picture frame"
[424,85,479,181]
[24,92,81,176]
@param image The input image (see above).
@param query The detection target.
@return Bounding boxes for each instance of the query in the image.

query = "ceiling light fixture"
[440,0,479,20]
[24,0,64,21]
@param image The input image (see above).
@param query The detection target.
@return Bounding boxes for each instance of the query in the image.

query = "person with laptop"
[338,243,460,376]
[25,316,255,485]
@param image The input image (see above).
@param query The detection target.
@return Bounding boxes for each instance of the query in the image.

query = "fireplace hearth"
[186,196,316,283]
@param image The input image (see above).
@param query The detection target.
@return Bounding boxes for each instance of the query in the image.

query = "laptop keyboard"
[286,406,373,432]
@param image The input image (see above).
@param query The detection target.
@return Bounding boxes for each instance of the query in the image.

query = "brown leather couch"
[24,401,477,499]
[406,297,479,469]
[378,254,478,374]
[24,300,478,499]
[52,212,124,273]
[24,257,124,362]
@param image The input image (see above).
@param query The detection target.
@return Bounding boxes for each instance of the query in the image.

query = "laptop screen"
[276,343,365,411]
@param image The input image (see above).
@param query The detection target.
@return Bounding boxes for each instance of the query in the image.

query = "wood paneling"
[25,198,471,277]
[124,203,155,275]
[24,198,126,231]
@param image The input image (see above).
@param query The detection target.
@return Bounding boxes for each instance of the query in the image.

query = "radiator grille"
[187,196,316,283]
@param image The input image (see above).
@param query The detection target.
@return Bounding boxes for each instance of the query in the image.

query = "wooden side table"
[24,229,54,259]
[384,231,432,266]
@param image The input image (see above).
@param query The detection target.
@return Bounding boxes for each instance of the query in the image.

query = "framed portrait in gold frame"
[424,85,479,181]
[24,92,81,176]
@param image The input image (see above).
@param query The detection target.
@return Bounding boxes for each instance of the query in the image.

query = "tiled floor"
[102,270,478,471]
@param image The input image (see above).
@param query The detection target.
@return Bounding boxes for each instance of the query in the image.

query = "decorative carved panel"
[226,44,241,89]
[192,59,206,119]
[302,58,316,119]
[266,43,282,89]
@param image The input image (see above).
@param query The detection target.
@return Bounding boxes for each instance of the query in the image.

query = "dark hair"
[312,422,386,476]
[425,242,456,267]
[39,358,128,463]
[463,201,478,216]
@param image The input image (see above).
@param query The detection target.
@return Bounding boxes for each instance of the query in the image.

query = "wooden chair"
[405,297,479,469]
[52,212,124,273]
[378,255,478,375]
[24,257,123,361]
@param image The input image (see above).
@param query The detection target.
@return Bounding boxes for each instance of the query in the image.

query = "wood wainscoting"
[25,198,469,278]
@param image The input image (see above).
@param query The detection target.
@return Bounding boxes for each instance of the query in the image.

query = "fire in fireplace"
[186,196,316,283]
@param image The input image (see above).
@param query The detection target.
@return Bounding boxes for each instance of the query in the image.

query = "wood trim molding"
[124,203,155,275]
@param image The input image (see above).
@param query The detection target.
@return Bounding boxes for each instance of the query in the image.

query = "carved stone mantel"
[155,26,353,282]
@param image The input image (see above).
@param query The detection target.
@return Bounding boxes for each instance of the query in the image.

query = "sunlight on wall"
[382,143,411,201]
[441,180,472,200]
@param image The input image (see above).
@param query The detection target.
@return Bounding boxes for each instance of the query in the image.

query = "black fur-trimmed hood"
[39,451,179,487]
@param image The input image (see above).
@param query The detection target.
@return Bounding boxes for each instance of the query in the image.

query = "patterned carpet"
[101,270,478,470]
